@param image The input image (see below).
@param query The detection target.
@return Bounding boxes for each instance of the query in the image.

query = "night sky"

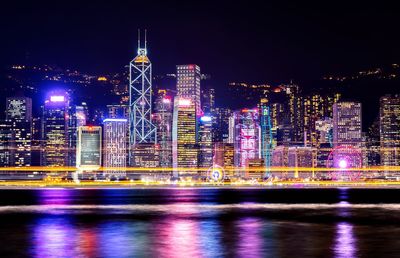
[1,1,399,86]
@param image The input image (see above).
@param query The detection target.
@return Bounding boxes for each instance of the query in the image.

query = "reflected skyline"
[1,188,400,257]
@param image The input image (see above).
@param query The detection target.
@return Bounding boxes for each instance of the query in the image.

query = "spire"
[144,29,147,50]
[137,29,141,49]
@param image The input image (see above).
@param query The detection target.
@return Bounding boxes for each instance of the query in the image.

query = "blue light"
[200,116,212,122]
[103,118,128,123]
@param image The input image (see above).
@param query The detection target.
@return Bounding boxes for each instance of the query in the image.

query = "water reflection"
[236,217,263,257]
[31,217,78,257]
[37,189,73,205]
[334,222,357,258]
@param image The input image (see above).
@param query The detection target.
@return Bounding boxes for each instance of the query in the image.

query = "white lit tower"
[129,30,156,164]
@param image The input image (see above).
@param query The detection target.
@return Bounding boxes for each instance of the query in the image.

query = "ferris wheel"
[325,145,363,181]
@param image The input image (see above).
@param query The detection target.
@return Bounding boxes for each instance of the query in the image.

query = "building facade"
[176,65,201,116]
[76,126,102,171]
[380,95,400,166]
[41,93,69,167]
[103,118,128,177]
[172,97,198,178]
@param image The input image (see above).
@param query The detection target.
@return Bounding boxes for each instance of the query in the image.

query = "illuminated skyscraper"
[332,102,363,168]
[333,102,362,147]
[103,119,128,177]
[260,99,273,176]
[129,30,156,164]
[214,107,232,143]
[6,97,32,166]
[283,83,303,142]
[153,90,173,168]
[198,115,213,169]
[41,93,69,167]
[379,95,400,166]
[176,65,201,115]
[0,121,13,166]
[201,88,215,114]
[67,103,88,167]
[172,97,198,178]
[76,126,102,171]
[233,108,261,176]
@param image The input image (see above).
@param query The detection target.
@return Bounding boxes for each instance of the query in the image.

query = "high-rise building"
[379,95,400,166]
[283,83,303,143]
[172,97,198,178]
[260,100,273,175]
[0,121,13,166]
[103,118,128,177]
[41,93,69,167]
[233,108,261,176]
[129,30,156,165]
[198,115,213,169]
[76,126,102,171]
[176,64,201,115]
[333,102,362,147]
[201,88,215,114]
[153,90,173,168]
[332,102,363,168]
[214,107,232,143]
[6,97,32,166]
[67,103,88,167]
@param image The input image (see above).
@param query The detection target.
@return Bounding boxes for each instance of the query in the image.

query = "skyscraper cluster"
[0,35,399,181]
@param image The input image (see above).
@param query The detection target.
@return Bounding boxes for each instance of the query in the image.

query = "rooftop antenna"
[144,29,147,49]
[137,29,141,49]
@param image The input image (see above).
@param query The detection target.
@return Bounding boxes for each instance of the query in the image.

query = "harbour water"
[0,188,400,257]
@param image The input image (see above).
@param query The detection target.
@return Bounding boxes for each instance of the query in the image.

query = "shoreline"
[1,182,400,189]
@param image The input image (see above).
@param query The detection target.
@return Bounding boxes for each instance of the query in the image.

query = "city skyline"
[1,3,400,258]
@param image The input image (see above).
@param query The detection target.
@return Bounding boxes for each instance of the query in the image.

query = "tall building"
[283,83,303,143]
[176,64,201,115]
[233,108,261,176]
[172,97,198,178]
[67,103,88,167]
[214,107,232,143]
[198,115,213,169]
[379,95,400,166]
[41,93,69,167]
[201,88,215,114]
[0,121,13,166]
[260,100,273,175]
[103,119,128,177]
[129,30,156,165]
[332,102,363,168]
[153,90,173,168]
[333,102,362,147]
[76,126,102,171]
[6,97,32,166]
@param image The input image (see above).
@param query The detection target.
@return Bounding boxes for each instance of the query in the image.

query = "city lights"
[50,96,65,102]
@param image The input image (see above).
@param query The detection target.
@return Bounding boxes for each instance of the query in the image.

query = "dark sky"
[1,1,399,86]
